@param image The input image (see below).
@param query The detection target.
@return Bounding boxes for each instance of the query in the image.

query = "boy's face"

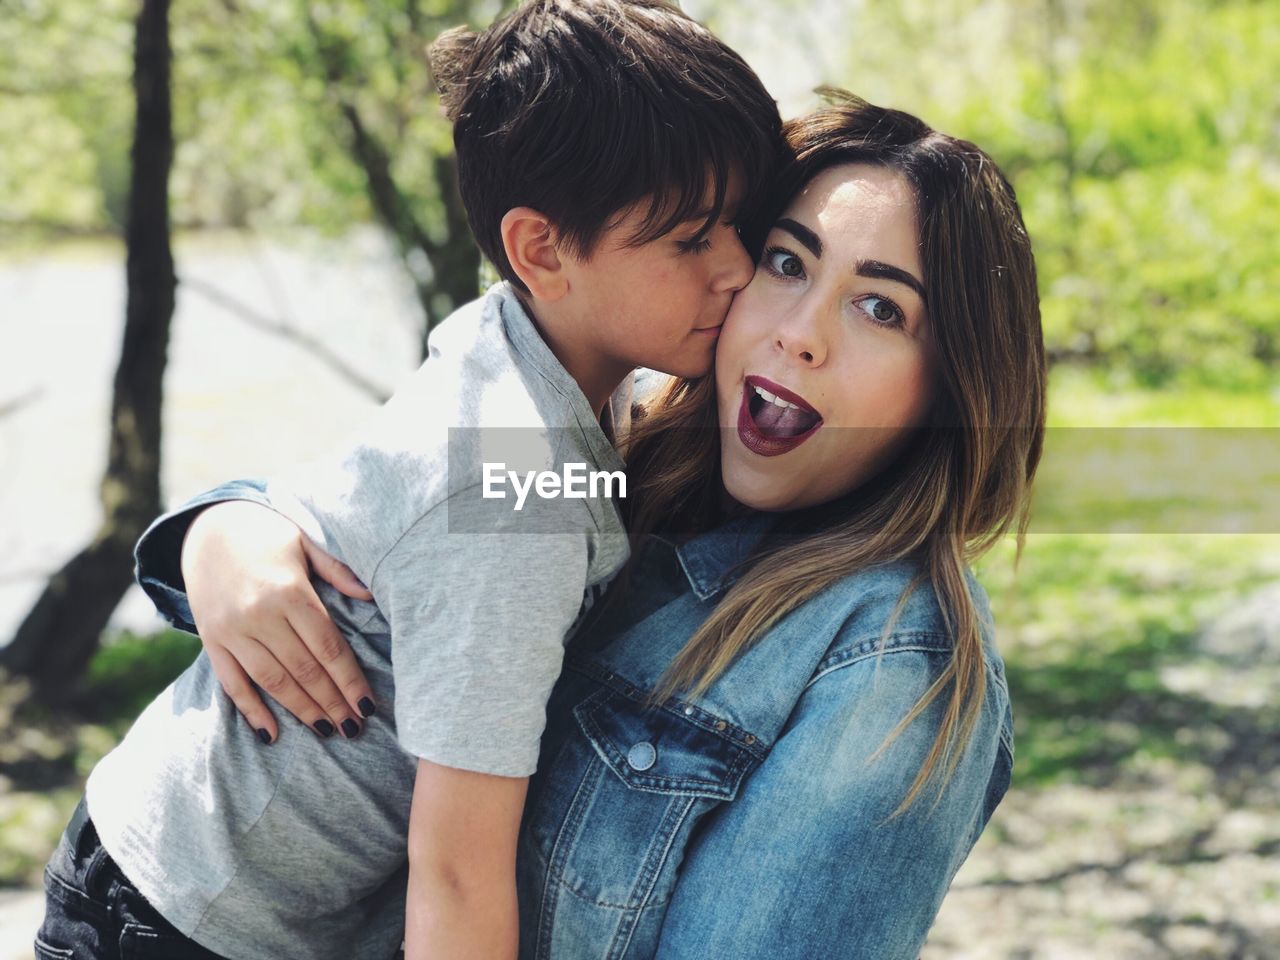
[560,182,755,380]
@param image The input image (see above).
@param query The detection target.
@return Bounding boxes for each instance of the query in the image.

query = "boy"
[37,1,785,958]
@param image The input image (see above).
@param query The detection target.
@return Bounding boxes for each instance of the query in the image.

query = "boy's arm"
[375,519,590,959]
[405,759,528,960]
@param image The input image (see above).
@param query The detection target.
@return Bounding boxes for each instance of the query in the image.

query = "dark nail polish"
[257,728,272,745]
[341,718,360,738]
[358,697,376,718]
[314,719,335,737]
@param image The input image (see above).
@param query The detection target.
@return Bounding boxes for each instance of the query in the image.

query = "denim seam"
[32,936,73,960]
[576,696,748,799]
[565,658,768,762]
[41,865,109,924]
[118,921,189,944]
[805,638,953,689]
[545,794,696,912]
[608,796,698,958]
[807,642,1017,756]
[537,753,603,956]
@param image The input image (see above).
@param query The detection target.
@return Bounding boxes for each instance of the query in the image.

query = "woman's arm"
[653,646,1012,960]
[134,482,377,742]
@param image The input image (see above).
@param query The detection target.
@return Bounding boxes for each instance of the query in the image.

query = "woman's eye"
[764,247,804,278]
[678,236,713,254]
[857,295,905,327]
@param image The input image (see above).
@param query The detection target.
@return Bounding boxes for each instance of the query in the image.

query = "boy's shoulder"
[270,283,624,580]
[400,283,570,431]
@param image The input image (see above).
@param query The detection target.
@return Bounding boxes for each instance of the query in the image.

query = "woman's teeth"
[747,382,820,438]
[753,384,803,410]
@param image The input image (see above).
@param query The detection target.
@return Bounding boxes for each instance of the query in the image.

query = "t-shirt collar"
[492,281,629,473]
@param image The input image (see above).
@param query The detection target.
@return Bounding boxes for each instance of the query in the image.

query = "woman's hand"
[181,500,377,743]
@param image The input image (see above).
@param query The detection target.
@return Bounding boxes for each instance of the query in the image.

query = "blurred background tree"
[2,0,176,695]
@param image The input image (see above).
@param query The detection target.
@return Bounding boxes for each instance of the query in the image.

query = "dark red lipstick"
[736,375,823,457]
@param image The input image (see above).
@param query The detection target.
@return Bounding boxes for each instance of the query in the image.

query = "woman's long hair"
[622,92,1047,818]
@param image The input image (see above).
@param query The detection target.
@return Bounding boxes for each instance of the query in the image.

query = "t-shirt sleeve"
[133,479,272,634]
[370,510,590,778]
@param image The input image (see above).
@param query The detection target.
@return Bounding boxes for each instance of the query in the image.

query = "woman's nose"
[774,300,828,367]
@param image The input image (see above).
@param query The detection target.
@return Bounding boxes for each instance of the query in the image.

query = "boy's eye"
[678,236,713,254]
[763,246,804,278]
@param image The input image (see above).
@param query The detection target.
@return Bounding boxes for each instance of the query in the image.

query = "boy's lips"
[736,375,823,457]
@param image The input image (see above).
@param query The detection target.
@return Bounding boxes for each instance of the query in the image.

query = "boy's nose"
[712,227,756,292]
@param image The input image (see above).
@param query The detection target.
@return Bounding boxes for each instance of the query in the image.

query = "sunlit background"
[2,0,1278,956]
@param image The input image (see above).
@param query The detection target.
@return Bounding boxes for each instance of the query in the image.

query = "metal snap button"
[714,720,727,732]
[627,741,657,771]
[684,706,695,716]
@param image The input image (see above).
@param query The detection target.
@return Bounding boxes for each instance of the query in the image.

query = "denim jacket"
[135,481,1014,960]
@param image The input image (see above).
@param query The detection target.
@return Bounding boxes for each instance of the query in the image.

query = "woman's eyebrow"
[857,259,927,305]
[775,218,822,258]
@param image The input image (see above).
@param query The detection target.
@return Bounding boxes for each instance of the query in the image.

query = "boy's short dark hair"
[429,0,786,291]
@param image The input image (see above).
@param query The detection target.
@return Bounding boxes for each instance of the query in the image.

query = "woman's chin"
[720,466,804,514]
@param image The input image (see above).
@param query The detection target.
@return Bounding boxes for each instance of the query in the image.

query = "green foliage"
[829,0,1280,387]
[79,629,203,721]
[0,0,493,239]
[0,629,201,886]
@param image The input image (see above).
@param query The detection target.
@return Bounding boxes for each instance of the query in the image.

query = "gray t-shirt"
[86,283,632,960]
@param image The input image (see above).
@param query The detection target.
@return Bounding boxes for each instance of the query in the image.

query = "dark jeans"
[36,797,227,960]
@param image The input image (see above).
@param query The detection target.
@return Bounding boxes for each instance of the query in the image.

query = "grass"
[980,368,1280,787]
[978,532,1280,787]
[0,630,200,887]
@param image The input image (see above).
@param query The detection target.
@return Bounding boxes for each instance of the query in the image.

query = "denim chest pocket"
[522,685,760,922]
[575,688,757,799]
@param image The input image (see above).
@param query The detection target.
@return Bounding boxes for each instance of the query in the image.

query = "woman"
[129,95,1044,957]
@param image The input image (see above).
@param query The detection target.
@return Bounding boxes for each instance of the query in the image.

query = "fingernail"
[358,697,376,718]
[341,718,360,738]
[314,719,335,737]
[257,728,273,745]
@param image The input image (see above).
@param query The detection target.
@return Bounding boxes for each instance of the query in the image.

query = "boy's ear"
[500,207,568,301]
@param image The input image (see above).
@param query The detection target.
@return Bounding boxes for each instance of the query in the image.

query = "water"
[0,228,424,644]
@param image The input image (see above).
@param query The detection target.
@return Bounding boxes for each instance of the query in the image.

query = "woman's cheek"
[715,302,754,373]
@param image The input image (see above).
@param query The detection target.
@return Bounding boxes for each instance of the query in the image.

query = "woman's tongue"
[752,396,818,438]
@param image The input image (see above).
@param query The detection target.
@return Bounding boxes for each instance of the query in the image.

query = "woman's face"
[715,162,936,512]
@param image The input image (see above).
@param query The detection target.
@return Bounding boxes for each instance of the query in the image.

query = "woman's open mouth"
[736,375,823,457]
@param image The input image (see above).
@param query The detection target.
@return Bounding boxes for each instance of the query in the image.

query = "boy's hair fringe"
[427,25,479,123]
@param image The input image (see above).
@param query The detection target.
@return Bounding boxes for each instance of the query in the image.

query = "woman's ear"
[500,207,568,301]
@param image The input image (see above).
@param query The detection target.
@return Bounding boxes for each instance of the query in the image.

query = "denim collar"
[671,511,780,601]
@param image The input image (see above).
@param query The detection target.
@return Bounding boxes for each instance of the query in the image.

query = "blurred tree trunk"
[1,0,175,698]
